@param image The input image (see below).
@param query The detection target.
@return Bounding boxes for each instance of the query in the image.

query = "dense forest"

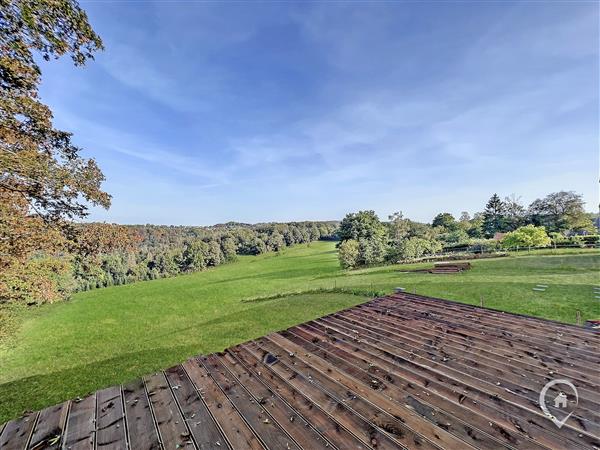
[2,221,337,306]
[338,191,598,269]
[72,221,338,293]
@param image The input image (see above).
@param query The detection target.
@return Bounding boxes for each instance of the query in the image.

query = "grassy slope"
[0,241,598,422]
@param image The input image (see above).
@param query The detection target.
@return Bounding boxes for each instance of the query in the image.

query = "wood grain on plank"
[219,352,332,449]
[182,359,264,450]
[63,395,96,450]
[200,355,301,450]
[96,386,127,450]
[0,413,38,450]
[28,402,68,450]
[123,380,160,450]
[144,372,192,449]
[164,365,226,449]
[229,346,369,450]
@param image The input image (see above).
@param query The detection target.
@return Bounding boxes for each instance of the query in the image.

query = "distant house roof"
[493,232,507,240]
[1,293,599,449]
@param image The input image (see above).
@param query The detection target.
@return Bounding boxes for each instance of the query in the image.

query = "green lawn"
[0,241,598,422]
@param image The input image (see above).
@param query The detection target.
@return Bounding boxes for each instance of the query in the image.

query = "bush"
[338,239,360,269]
[438,229,470,244]
[466,239,501,253]
[501,225,551,249]
[357,237,386,266]
[397,237,442,261]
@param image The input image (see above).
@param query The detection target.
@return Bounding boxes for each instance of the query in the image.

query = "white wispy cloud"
[43,2,598,224]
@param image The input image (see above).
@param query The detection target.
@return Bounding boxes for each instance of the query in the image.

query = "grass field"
[0,241,598,422]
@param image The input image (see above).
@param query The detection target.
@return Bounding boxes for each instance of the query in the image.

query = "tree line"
[338,191,598,269]
[2,221,337,306]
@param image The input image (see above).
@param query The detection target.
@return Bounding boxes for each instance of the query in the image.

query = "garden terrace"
[1,293,599,450]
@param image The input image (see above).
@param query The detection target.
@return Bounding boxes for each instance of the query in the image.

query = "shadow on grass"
[0,292,369,423]
[0,344,201,424]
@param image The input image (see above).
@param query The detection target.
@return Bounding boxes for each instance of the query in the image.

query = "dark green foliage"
[337,211,388,268]
[338,210,387,241]
[338,239,360,269]
[357,237,387,265]
[431,212,457,230]
[482,194,508,237]
[503,195,526,231]
[71,221,339,293]
[528,191,594,233]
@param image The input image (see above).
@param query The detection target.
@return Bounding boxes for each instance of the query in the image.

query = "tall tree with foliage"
[503,194,526,231]
[528,191,594,233]
[1,0,108,303]
[338,239,359,269]
[337,211,387,268]
[482,194,507,237]
[431,212,457,231]
[338,210,387,241]
[387,211,410,242]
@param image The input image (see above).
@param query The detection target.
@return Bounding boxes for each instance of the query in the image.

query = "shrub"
[466,239,501,253]
[357,237,386,266]
[501,225,551,249]
[397,237,442,261]
[338,239,360,269]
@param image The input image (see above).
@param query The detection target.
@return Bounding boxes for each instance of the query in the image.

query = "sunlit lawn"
[0,241,598,422]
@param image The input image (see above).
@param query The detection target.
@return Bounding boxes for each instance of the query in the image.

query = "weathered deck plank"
[63,394,96,450]
[229,346,368,449]
[123,380,160,450]
[200,355,301,450]
[164,365,226,449]
[96,386,126,450]
[27,402,68,450]
[0,413,38,450]
[144,372,192,449]
[182,359,264,450]
[218,351,332,449]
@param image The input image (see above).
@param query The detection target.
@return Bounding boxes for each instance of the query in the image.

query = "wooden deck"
[1,293,599,449]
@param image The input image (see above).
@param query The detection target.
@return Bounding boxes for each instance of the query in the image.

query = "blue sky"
[40,1,598,225]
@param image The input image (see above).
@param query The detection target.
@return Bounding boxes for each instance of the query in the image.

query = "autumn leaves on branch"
[1,0,110,303]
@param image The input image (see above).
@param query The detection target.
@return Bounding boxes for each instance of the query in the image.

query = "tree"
[75,223,140,258]
[357,237,386,266]
[439,229,469,244]
[204,240,223,266]
[338,239,359,269]
[467,213,484,238]
[503,195,526,231]
[482,194,507,237]
[181,240,208,272]
[338,211,386,242]
[220,236,238,262]
[501,225,551,249]
[388,212,410,243]
[528,191,594,233]
[431,213,457,231]
[1,0,108,303]
[396,237,442,261]
[459,211,471,223]
[266,231,285,252]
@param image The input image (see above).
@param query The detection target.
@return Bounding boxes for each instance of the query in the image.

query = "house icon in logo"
[554,392,568,409]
